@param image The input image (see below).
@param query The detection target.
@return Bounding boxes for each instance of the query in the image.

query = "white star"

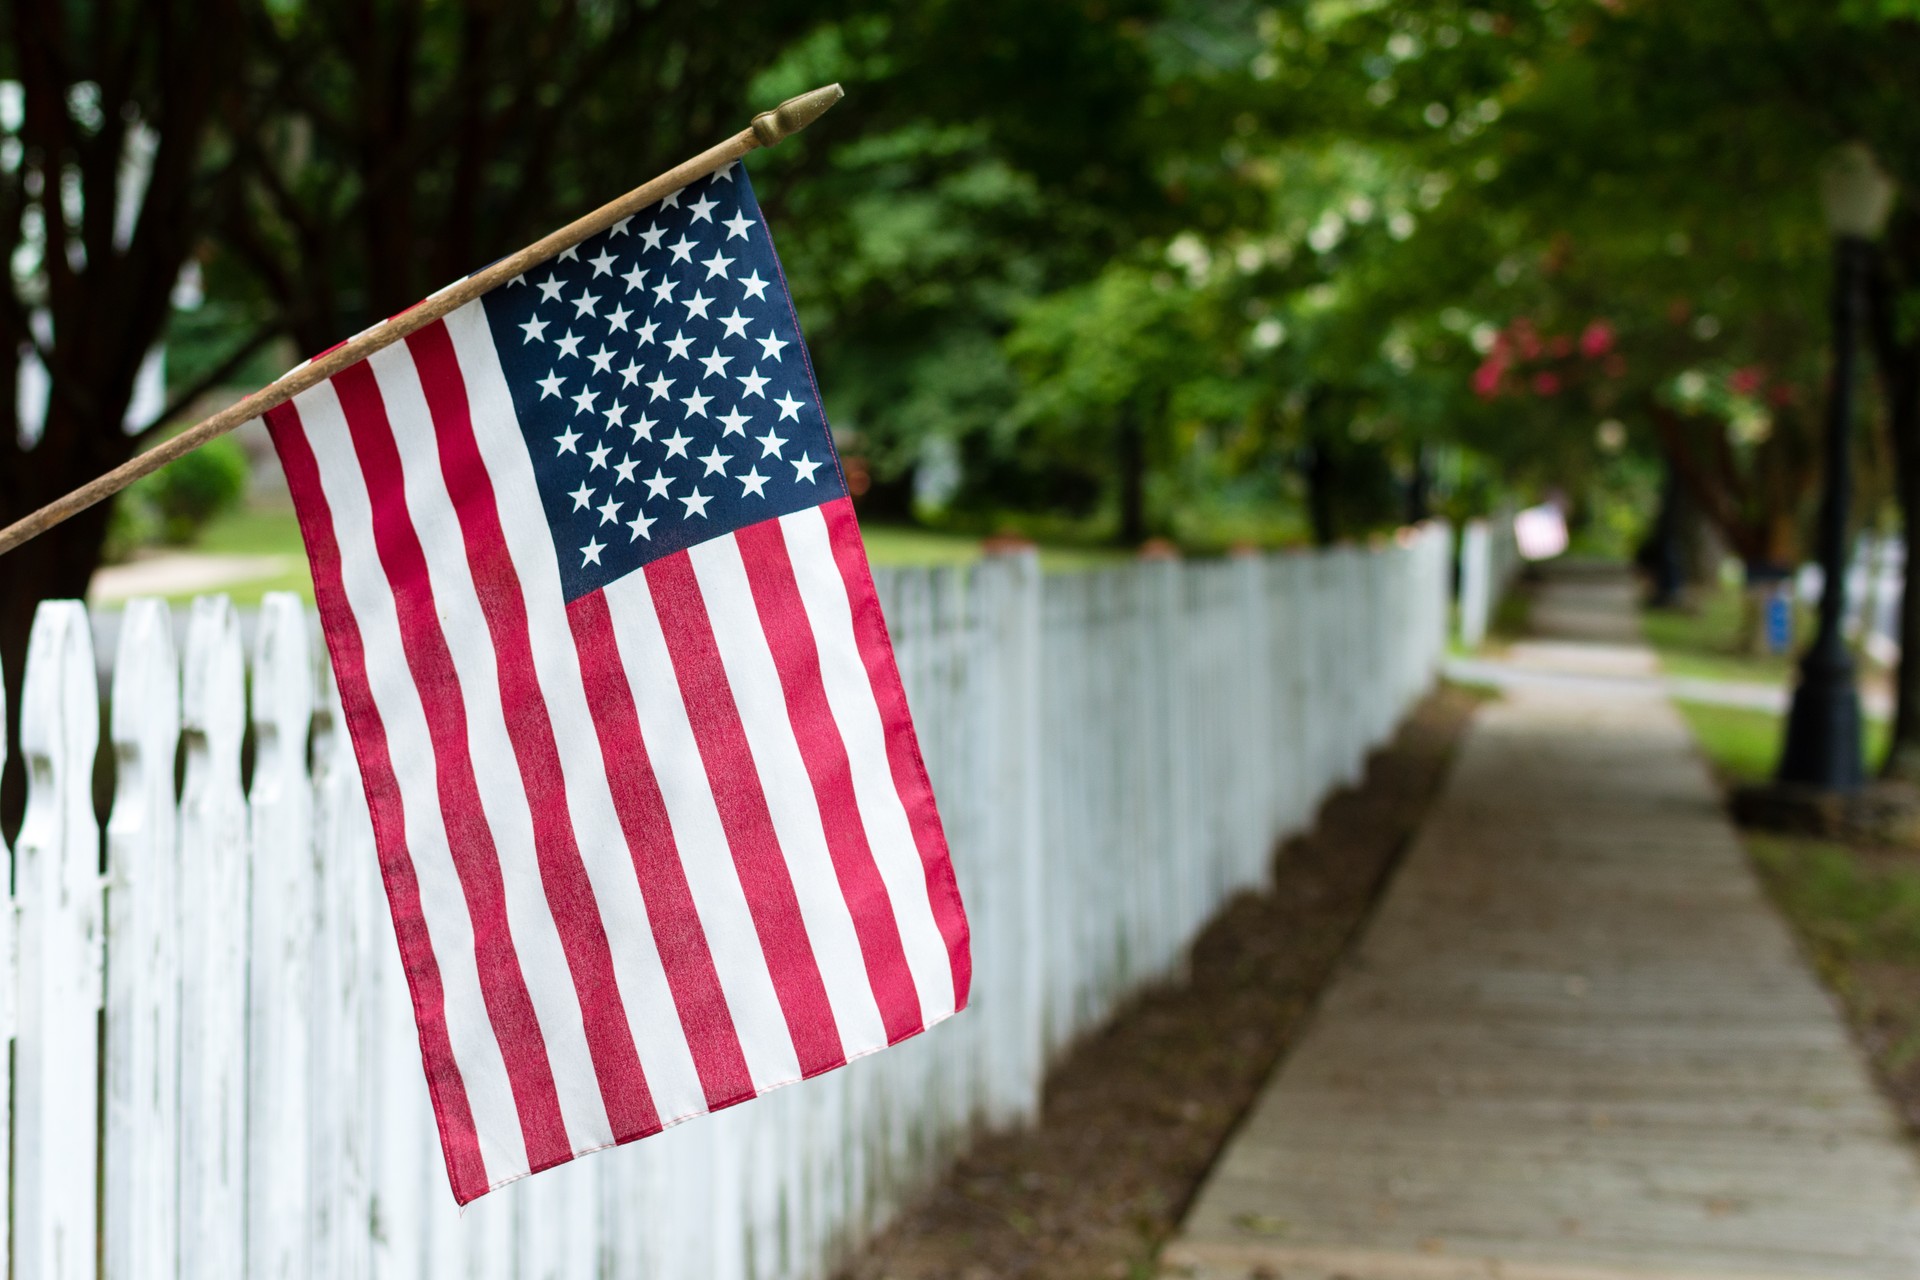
[555,426,582,455]
[662,429,692,459]
[596,494,622,525]
[611,216,633,237]
[613,454,640,485]
[630,413,658,442]
[699,346,733,379]
[756,330,790,362]
[719,309,752,340]
[635,318,659,346]
[709,162,736,184]
[603,400,629,429]
[587,441,611,471]
[606,303,632,332]
[723,212,755,242]
[572,289,600,318]
[701,249,734,280]
[627,510,656,542]
[555,331,583,359]
[508,272,528,286]
[737,467,769,498]
[538,275,565,302]
[698,445,732,476]
[619,359,642,388]
[572,386,601,416]
[646,372,674,401]
[740,270,769,301]
[756,428,787,457]
[519,314,549,343]
[718,407,751,437]
[681,388,712,417]
[689,194,718,224]
[640,222,668,250]
[622,263,647,293]
[679,489,712,518]
[644,469,673,500]
[775,391,804,421]
[660,188,683,208]
[589,345,615,375]
[589,248,617,277]
[669,235,697,264]
[652,277,678,306]
[580,537,605,567]
[664,330,695,361]
[682,290,714,321]
[537,369,566,400]
[568,481,594,511]
[738,368,770,398]
[558,245,580,262]
[792,454,822,483]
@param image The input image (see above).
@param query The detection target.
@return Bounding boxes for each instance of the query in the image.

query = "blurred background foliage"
[6,0,1920,574]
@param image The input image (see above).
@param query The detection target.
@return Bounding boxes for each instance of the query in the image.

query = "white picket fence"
[0,523,1450,1280]
[1456,513,1523,649]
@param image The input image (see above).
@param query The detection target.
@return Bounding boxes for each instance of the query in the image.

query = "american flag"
[265,162,971,1204]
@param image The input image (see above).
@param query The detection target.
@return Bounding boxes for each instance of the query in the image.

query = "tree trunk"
[1116,401,1147,545]
[1870,215,1920,782]
[1404,445,1431,525]
[1304,442,1338,547]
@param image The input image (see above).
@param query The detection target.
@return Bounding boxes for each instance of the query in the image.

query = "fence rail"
[0,524,1450,1280]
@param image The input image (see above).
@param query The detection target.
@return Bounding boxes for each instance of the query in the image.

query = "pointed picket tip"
[111,598,180,750]
[19,600,100,784]
[182,594,245,758]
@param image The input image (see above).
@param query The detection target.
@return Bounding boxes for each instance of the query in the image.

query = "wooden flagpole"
[0,83,844,560]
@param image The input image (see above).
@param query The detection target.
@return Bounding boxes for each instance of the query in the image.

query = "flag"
[265,162,971,1204]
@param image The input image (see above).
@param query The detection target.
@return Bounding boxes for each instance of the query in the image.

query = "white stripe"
[597,572,805,1092]
[779,506,957,1022]
[436,303,720,1118]
[291,380,527,1180]
[362,343,617,1150]
[687,535,889,1052]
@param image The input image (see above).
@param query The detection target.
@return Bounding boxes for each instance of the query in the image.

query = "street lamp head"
[1820,142,1897,239]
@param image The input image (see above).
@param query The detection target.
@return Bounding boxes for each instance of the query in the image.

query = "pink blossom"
[1473,356,1507,399]
[1531,371,1562,396]
[1729,365,1766,397]
[1579,320,1614,359]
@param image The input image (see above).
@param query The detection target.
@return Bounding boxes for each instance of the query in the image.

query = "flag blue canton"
[482,164,846,602]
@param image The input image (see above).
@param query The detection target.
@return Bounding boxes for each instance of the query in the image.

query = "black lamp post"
[1777,144,1897,790]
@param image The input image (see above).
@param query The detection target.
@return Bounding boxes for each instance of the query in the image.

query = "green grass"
[1673,698,1889,787]
[125,506,1134,607]
[1748,833,1920,970]
[1642,581,1807,686]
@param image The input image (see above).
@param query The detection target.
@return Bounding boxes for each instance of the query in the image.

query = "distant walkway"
[1165,570,1920,1280]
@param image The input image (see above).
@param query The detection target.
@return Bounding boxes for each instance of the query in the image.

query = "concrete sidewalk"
[1164,573,1920,1280]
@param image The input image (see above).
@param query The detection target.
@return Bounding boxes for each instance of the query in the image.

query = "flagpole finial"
[752,84,844,147]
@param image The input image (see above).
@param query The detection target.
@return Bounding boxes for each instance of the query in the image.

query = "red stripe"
[734,522,923,1044]
[402,325,660,1142]
[565,590,757,1108]
[644,551,847,1077]
[817,498,971,1010]
[264,401,491,1204]
[327,361,577,1169]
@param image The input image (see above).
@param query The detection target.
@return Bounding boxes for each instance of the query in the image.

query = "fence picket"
[104,599,182,1280]
[14,600,104,1280]
[0,622,11,1274]
[177,596,250,1280]
[248,593,319,1280]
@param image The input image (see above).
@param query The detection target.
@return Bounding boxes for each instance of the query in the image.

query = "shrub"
[128,435,249,545]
